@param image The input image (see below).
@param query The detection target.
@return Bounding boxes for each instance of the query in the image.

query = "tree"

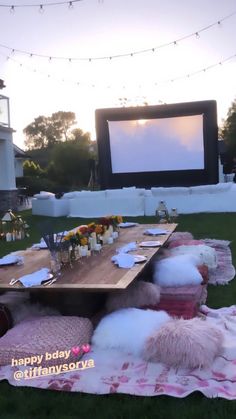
[23,160,45,177]
[50,133,93,187]
[220,98,236,155]
[24,111,77,150]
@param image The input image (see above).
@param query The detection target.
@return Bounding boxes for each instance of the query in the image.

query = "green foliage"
[51,139,92,187]
[23,160,45,177]
[24,111,77,150]
[22,111,97,189]
[22,176,59,195]
[220,98,236,155]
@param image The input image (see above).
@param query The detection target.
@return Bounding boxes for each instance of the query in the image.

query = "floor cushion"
[143,300,199,319]
[142,284,207,319]
[0,316,93,367]
[0,304,12,337]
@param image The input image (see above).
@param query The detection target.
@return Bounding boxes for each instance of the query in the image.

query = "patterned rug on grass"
[1,306,236,399]
[203,239,235,285]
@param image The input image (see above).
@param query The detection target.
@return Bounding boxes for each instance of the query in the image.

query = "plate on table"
[139,241,161,248]
[133,255,148,263]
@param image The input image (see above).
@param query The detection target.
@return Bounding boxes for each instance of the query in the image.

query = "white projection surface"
[108,114,204,173]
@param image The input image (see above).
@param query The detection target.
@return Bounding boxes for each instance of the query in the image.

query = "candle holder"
[169,208,178,223]
[155,201,169,223]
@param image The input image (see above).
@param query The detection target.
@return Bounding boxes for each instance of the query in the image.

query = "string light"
[0,0,83,9]
[0,10,235,62]
[1,48,236,90]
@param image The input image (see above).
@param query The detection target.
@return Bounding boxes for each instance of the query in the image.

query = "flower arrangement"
[99,215,123,229]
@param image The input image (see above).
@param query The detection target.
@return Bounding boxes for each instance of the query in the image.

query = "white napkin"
[144,228,168,235]
[111,254,135,268]
[117,242,137,254]
[32,238,48,249]
[17,268,50,287]
[118,222,138,228]
[0,254,24,266]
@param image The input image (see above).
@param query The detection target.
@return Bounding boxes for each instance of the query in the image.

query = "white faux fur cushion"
[92,308,171,357]
[153,254,203,287]
[169,244,218,269]
[106,281,161,313]
[0,292,59,325]
[143,317,223,369]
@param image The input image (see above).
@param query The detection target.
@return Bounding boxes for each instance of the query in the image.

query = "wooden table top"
[0,224,177,292]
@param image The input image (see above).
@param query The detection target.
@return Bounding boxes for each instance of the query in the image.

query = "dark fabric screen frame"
[95,100,218,189]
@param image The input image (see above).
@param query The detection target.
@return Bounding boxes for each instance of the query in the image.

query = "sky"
[0,0,236,149]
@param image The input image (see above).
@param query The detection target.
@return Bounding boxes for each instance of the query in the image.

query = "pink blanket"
[1,305,236,399]
[204,239,235,285]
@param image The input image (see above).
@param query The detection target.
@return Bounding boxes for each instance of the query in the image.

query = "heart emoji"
[82,344,91,353]
[71,346,80,356]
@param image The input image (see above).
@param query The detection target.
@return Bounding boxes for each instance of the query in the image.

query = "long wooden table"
[0,224,177,292]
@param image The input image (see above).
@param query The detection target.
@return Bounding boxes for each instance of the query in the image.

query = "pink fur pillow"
[142,317,223,369]
[0,316,93,367]
[106,281,161,313]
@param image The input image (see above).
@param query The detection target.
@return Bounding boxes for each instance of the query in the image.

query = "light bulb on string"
[195,32,200,39]
[68,1,73,9]
[39,4,44,14]
[10,5,15,14]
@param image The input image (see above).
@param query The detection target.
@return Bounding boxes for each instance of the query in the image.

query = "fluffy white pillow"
[34,191,55,199]
[170,244,217,269]
[92,308,171,356]
[153,254,203,287]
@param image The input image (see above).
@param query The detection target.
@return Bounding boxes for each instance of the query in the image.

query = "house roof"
[13,144,31,159]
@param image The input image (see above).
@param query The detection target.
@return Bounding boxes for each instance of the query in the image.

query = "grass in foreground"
[0,211,236,419]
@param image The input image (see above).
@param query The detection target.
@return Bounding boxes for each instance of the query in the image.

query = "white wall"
[15,158,24,178]
[0,127,16,190]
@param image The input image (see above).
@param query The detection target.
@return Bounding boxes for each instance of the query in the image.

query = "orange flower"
[95,225,103,234]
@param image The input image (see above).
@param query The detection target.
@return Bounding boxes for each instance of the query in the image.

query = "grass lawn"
[0,211,236,419]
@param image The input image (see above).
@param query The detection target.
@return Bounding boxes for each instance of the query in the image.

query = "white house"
[14,144,30,178]
[0,83,18,212]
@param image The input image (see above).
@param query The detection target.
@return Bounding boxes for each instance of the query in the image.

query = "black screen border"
[95,100,218,189]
